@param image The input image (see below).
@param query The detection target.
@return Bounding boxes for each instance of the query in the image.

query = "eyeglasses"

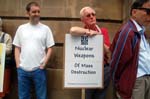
[86,13,96,18]
[137,8,150,15]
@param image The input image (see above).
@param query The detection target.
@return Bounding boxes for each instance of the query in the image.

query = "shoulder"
[100,27,109,35]
[5,33,11,37]
[17,23,29,30]
[100,27,108,33]
[114,23,135,44]
[39,23,53,34]
[119,22,135,37]
[1,32,12,42]
[101,27,108,34]
[39,23,50,29]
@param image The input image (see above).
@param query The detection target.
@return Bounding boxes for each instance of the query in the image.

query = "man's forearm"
[70,26,88,36]
[14,46,21,68]
[104,44,111,63]
[70,26,99,36]
[41,47,52,68]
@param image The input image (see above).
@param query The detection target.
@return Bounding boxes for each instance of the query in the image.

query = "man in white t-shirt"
[13,2,54,99]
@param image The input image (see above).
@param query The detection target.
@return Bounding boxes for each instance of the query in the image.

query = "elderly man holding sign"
[69,6,111,99]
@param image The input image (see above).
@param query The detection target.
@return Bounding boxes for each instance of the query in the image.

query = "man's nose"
[34,11,40,15]
[35,12,39,15]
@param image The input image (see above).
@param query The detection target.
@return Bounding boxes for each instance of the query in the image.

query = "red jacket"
[110,19,141,99]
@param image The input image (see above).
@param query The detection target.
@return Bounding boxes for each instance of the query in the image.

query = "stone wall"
[0,0,132,99]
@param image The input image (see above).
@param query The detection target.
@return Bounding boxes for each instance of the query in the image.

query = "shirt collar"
[131,18,145,34]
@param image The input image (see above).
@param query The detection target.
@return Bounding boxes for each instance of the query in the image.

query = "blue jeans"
[17,68,47,99]
[85,64,110,99]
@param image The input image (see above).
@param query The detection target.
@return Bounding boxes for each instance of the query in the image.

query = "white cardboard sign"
[0,43,6,92]
[64,34,104,88]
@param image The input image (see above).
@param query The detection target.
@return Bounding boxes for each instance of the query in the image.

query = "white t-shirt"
[13,22,55,71]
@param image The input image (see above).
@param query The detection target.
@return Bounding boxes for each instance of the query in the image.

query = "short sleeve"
[13,26,21,47]
[46,27,55,48]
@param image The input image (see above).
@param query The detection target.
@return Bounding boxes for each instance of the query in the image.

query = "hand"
[16,66,20,68]
[16,64,20,68]
[39,66,43,69]
[39,63,46,69]
[85,29,99,36]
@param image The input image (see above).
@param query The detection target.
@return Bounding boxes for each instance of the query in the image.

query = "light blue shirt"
[132,19,150,78]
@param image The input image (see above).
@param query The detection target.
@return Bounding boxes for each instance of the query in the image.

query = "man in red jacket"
[110,0,150,99]
[70,6,111,99]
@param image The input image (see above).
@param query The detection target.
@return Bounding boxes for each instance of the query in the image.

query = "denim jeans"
[85,64,110,99]
[17,68,47,99]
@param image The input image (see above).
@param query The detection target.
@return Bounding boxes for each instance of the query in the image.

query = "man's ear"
[81,18,84,23]
[131,9,137,17]
[25,12,29,17]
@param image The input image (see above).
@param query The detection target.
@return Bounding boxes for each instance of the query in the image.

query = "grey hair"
[80,6,95,18]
